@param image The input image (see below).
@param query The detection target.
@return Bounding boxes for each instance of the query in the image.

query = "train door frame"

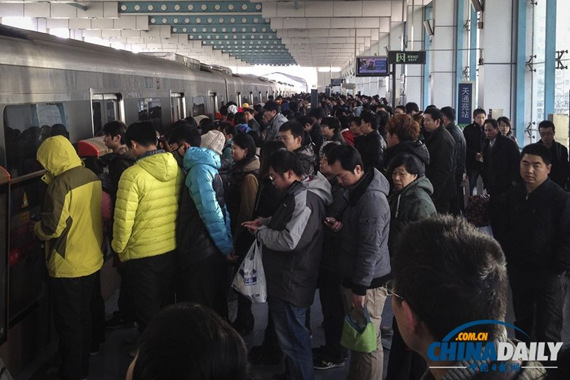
[208,92,219,118]
[170,92,185,122]
[0,166,9,344]
[90,93,124,137]
[259,91,263,103]
[236,92,242,107]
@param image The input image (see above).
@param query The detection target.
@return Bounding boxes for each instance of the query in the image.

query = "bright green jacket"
[112,151,183,262]
[34,136,104,278]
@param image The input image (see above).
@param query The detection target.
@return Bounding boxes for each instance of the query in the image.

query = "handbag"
[340,307,377,353]
[231,240,267,303]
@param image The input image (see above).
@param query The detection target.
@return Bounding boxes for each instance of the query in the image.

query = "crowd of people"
[30,93,570,380]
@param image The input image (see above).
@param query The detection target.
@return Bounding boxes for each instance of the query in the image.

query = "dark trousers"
[467,168,481,195]
[51,271,98,380]
[318,269,347,361]
[90,271,105,349]
[386,318,426,380]
[124,252,175,334]
[177,253,228,319]
[508,266,565,342]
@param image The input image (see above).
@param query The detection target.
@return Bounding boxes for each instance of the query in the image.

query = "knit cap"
[200,130,225,155]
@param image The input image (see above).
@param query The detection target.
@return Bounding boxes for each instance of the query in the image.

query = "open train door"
[0,166,9,344]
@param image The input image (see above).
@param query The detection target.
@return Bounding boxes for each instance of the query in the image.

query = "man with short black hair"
[327,145,391,380]
[463,108,487,194]
[112,121,184,334]
[538,120,569,189]
[263,100,288,142]
[495,143,570,344]
[394,105,406,115]
[354,111,384,172]
[391,215,545,379]
[423,107,456,213]
[244,107,261,134]
[279,121,317,176]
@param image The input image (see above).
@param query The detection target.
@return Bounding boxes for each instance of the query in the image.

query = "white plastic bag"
[232,240,267,303]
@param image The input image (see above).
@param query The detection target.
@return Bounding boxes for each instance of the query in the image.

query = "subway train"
[0,24,293,375]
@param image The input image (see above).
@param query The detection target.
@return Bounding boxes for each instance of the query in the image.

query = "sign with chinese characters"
[458,82,474,126]
[388,51,426,64]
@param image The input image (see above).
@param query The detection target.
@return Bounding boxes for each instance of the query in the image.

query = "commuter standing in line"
[423,107,456,214]
[169,125,235,319]
[537,120,569,190]
[112,121,183,335]
[494,143,570,344]
[354,111,385,172]
[279,121,317,176]
[463,108,486,194]
[262,100,289,142]
[480,118,520,197]
[34,136,104,380]
[391,216,546,380]
[243,150,332,380]
[326,145,391,380]
[441,106,467,215]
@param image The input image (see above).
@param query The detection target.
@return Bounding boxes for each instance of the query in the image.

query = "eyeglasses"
[385,279,405,302]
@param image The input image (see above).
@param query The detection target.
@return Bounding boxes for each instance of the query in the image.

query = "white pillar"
[431,0,456,108]
[405,4,426,105]
[478,1,515,118]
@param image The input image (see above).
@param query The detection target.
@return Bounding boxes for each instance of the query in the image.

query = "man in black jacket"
[441,107,466,214]
[495,144,570,343]
[463,108,486,194]
[423,108,456,214]
[354,111,384,172]
[481,119,520,197]
[537,120,569,189]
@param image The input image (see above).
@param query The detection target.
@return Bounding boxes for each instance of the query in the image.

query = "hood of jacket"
[401,175,434,197]
[271,113,289,126]
[183,147,221,172]
[37,136,82,177]
[234,155,260,174]
[385,140,430,166]
[305,171,333,205]
[137,151,180,182]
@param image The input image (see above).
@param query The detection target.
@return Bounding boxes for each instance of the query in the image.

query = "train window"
[92,94,122,136]
[171,93,185,123]
[256,92,261,103]
[3,103,67,177]
[138,98,163,132]
[192,96,206,116]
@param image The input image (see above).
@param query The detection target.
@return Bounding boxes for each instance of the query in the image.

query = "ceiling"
[0,0,407,68]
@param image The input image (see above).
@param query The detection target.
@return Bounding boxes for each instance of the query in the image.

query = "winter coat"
[264,113,289,142]
[180,147,233,257]
[321,177,348,272]
[424,126,457,213]
[294,144,317,176]
[481,134,520,196]
[494,178,570,274]
[463,122,485,172]
[537,140,569,189]
[384,140,430,176]
[338,169,392,295]
[354,130,384,172]
[227,156,260,251]
[445,122,467,183]
[257,173,332,307]
[388,176,437,254]
[112,150,184,262]
[35,136,103,278]
[99,146,135,199]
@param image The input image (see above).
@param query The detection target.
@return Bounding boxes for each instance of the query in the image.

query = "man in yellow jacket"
[34,135,104,380]
[112,121,183,335]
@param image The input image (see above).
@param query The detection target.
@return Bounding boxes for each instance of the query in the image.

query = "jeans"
[269,297,314,380]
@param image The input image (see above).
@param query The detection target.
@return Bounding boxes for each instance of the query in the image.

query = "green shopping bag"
[340,307,378,353]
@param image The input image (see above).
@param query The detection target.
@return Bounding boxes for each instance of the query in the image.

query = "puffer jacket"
[182,147,233,256]
[257,173,332,307]
[112,150,183,262]
[264,113,289,142]
[388,176,437,254]
[34,136,103,278]
[338,169,391,295]
[294,143,317,176]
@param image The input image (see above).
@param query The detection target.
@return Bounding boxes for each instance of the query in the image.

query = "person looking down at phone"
[326,145,391,380]
[242,150,331,380]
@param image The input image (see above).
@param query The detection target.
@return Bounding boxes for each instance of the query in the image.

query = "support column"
[544,0,557,118]
[515,0,528,145]
[454,0,467,111]
[431,0,456,107]
[479,0,515,117]
[405,2,426,106]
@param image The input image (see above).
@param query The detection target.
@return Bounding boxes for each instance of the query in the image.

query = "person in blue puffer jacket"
[169,125,235,319]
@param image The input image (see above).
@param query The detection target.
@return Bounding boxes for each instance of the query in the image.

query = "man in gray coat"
[327,145,391,380]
